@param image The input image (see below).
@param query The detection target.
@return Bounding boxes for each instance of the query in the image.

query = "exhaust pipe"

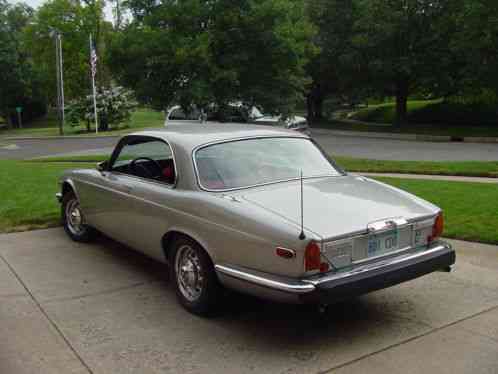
[437,266,452,273]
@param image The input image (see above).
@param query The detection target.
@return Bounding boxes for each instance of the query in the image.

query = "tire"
[61,190,96,242]
[172,236,222,316]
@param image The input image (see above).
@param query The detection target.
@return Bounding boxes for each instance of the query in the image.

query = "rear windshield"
[194,137,342,190]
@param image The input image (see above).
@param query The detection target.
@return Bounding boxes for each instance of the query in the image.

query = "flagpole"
[90,34,98,134]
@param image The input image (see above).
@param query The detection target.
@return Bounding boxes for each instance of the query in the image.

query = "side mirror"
[97,160,108,172]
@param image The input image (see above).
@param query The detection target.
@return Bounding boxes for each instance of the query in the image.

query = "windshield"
[194,137,342,190]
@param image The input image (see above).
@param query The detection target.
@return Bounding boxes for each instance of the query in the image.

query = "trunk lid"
[240,175,437,240]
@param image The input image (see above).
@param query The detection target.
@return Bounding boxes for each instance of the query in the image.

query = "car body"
[57,124,455,314]
[165,104,311,136]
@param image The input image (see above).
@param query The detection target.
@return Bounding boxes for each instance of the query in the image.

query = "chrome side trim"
[322,214,438,242]
[303,243,452,286]
[215,264,316,294]
[216,242,452,296]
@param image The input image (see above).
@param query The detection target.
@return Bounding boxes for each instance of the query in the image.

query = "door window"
[111,137,176,185]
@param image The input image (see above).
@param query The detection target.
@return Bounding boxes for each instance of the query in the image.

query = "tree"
[0,0,45,126]
[23,0,109,104]
[109,0,316,116]
[452,0,498,99]
[306,0,367,123]
[351,0,463,125]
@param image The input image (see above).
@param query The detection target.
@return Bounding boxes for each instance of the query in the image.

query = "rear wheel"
[172,236,221,316]
[62,191,96,242]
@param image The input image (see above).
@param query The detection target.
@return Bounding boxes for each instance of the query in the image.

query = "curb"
[313,119,498,143]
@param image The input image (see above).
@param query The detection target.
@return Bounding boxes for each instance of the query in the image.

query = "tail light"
[429,212,444,243]
[304,241,329,273]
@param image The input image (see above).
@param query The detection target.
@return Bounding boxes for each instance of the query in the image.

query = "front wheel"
[172,237,222,316]
[61,191,96,242]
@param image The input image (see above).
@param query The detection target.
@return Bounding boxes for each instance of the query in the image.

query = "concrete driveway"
[1,229,497,374]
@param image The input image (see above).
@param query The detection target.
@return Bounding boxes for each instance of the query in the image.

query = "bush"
[66,87,137,131]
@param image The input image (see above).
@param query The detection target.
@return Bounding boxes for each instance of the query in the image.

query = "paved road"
[0,137,119,160]
[2,132,498,161]
[1,228,497,374]
[314,132,498,161]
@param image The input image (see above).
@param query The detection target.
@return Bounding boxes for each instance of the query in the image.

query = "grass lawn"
[0,108,165,138]
[317,100,498,137]
[34,154,498,178]
[0,160,93,233]
[376,177,498,245]
[1,158,497,245]
[352,100,441,124]
[334,156,498,178]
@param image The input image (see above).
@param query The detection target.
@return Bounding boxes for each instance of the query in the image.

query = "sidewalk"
[359,172,498,183]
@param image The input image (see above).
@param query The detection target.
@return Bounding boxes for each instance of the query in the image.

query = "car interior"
[110,138,176,185]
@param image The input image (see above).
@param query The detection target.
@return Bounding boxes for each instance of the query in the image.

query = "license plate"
[368,230,398,257]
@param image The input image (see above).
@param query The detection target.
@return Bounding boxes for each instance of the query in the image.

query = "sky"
[10,0,114,21]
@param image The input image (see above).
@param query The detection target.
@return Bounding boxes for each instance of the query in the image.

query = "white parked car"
[165,104,311,135]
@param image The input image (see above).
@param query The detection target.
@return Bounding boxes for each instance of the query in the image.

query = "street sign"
[15,107,23,128]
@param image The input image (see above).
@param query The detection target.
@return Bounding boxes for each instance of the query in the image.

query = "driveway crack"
[318,303,498,374]
[43,280,156,304]
[0,253,94,374]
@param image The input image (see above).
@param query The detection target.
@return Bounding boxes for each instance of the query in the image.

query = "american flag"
[90,39,98,78]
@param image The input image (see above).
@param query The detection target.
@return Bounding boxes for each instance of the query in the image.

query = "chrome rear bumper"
[215,241,455,304]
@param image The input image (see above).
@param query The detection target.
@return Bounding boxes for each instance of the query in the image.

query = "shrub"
[66,87,137,131]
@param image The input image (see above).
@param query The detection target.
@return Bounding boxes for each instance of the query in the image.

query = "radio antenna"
[299,170,306,240]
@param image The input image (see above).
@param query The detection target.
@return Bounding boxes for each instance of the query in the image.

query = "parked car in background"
[165,103,311,135]
[57,124,455,316]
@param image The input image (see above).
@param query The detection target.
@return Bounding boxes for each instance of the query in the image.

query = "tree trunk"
[395,81,409,126]
[306,85,325,125]
[306,94,314,124]
[2,109,12,129]
[315,96,324,121]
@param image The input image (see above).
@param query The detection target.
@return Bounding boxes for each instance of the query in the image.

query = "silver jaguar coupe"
[57,124,455,315]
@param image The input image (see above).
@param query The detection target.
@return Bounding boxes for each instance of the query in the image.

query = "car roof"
[128,123,308,150]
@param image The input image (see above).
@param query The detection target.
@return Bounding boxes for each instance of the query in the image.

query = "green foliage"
[66,86,137,131]
[109,0,316,115]
[352,99,498,127]
[308,0,486,123]
[0,0,46,124]
[23,0,108,103]
[452,0,498,97]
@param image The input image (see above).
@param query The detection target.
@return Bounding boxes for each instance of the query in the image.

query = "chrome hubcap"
[175,245,204,302]
[66,199,84,235]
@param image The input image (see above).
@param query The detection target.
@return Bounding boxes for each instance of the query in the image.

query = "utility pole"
[58,32,65,135]
[51,28,64,135]
[90,34,99,134]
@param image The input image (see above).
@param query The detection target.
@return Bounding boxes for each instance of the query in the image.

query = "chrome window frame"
[191,135,346,193]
